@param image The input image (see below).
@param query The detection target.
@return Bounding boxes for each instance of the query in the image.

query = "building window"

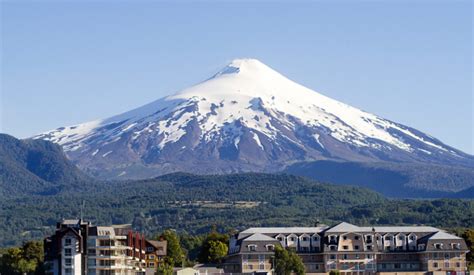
[410,235,416,240]
[394,263,401,269]
[302,237,308,241]
[330,254,336,260]
[329,245,337,251]
[433,262,439,268]
[313,236,319,241]
[65,258,72,266]
[398,235,404,240]
[343,245,349,250]
[366,254,373,259]
[435,243,443,249]
[147,247,154,252]
[354,236,360,240]
[342,264,349,270]
[342,236,347,240]
[248,264,253,270]
[366,245,373,251]
[64,248,72,256]
[149,262,155,268]
[456,262,461,268]
[385,236,392,241]
[266,245,274,251]
[248,245,257,251]
[259,263,265,270]
[342,254,348,260]
[88,259,96,266]
[444,262,449,268]
[354,245,359,250]
[65,238,72,246]
[149,255,155,259]
[64,268,72,275]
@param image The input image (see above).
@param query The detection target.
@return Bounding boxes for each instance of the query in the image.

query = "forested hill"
[0,133,92,196]
[2,172,473,247]
[285,160,474,198]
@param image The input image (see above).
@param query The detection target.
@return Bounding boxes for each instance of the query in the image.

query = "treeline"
[2,173,474,247]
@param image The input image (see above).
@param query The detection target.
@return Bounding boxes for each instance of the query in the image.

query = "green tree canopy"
[0,241,44,275]
[159,230,185,267]
[274,245,305,275]
[197,227,229,263]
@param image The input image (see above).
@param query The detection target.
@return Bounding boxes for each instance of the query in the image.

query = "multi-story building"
[144,239,167,275]
[225,222,470,275]
[44,219,147,275]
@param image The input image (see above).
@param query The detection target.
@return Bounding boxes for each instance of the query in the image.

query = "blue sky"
[1,1,472,154]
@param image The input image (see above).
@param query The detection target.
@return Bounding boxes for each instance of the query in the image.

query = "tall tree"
[159,230,185,267]
[462,229,474,270]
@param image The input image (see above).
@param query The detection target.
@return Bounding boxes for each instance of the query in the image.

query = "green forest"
[2,173,473,247]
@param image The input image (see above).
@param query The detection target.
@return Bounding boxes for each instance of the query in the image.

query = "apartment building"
[225,222,469,275]
[44,219,147,275]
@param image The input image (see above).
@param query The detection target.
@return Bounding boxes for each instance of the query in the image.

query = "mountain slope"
[285,160,474,198]
[33,59,474,179]
[0,134,91,196]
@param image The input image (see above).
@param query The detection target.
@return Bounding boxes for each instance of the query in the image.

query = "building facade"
[44,219,147,275]
[225,222,470,275]
[144,239,167,275]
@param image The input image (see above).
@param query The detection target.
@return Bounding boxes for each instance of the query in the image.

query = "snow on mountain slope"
[33,59,474,179]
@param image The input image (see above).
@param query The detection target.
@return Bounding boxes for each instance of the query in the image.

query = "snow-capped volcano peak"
[33,59,473,178]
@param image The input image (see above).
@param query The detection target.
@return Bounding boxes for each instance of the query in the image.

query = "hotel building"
[225,222,469,275]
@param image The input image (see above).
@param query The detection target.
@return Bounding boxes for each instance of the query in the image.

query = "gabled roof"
[428,231,462,240]
[243,233,277,242]
[326,222,361,233]
[240,227,328,235]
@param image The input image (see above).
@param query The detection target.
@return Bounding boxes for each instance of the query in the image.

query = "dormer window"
[277,237,283,241]
[451,243,461,250]
[409,235,416,241]
[354,236,360,241]
[398,236,404,240]
[248,245,257,251]
[385,236,392,241]
[342,245,349,250]
[289,237,295,241]
[302,237,309,241]
[434,243,443,249]
[329,245,337,251]
[65,238,72,246]
[266,245,275,251]
[313,236,319,241]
